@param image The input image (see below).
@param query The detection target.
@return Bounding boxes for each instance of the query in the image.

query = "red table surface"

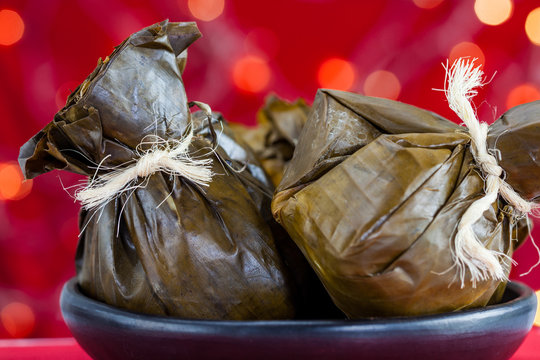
[0,329,537,360]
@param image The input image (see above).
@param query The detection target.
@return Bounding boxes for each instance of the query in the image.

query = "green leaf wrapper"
[19,21,342,320]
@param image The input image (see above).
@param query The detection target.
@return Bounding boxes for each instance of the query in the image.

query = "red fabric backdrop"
[0,0,539,338]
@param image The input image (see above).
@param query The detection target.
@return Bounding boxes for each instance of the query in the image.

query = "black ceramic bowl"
[60,278,537,360]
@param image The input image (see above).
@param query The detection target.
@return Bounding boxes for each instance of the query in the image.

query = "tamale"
[272,85,535,318]
[19,21,301,320]
[204,109,343,319]
[231,96,309,186]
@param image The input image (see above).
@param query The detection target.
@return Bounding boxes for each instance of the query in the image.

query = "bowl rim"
[61,277,537,337]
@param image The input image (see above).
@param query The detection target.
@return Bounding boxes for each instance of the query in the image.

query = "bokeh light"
[0,9,24,46]
[474,0,513,26]
[449,41,485,67]
[363,70,401,100]
[233,56,271,93]
[187,0,224,22]
[317,58,356,91]
[1,302,35,338]
[506,83,540,109]
[0,162,32,201]
[525,7,540,46]
[413,0,444,9]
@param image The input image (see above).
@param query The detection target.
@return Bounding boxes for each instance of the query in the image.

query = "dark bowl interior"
[61,278,537,360]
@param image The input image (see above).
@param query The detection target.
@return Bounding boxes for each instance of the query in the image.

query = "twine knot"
[476,154,502,178]
[135,150,166,178]
[443,58,537,287]
[76,103,215,211]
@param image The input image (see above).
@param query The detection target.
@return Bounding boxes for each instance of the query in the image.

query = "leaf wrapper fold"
[19,21,334,320]
[272,89,532,318]
[231,96,310,187]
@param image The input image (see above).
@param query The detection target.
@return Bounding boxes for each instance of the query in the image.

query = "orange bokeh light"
[506,83,540,109]
[0,9,24,46]
[187,0,224,22]
[318,58,356,91]
[0,162,32,201]
[474,0,513,26]
[449,42,485,67]
[233,56,271,93]
[413,0,444,9]
[1,302,35,338]
[363,70,401,100]
[525,7,540,46]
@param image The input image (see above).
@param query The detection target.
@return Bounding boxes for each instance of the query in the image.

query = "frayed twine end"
[75,102,219,212]
[75,131,214,211]
[442,57,538,288]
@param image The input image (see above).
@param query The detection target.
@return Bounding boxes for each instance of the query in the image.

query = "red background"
[0,0,539,339]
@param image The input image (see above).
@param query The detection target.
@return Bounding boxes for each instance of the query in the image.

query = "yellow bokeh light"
[188,0,224,22]
[474,0,513,26]
[526,7,540,46]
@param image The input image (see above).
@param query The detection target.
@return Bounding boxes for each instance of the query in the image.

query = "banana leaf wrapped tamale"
[231,96,309,186]
[272,61,535,318]
[228,97,343,318]
[18,21,307,320]
[195,109,343,319]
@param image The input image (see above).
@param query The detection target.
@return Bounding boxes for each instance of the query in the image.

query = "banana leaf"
[18,21,316,320]
[231,96,309,186]
[272,89,533,318]
[201,109,343,319]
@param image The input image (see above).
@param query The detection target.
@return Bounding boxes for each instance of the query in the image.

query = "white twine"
[76,111,214,211]
[443,58,537,288]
